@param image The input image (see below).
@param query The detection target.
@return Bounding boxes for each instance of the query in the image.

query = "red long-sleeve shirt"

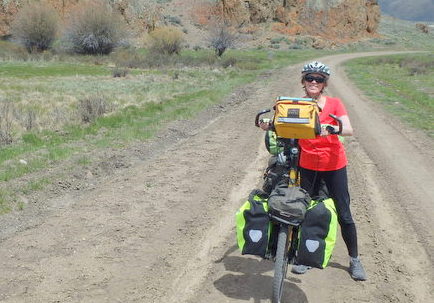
[299,96,348,171]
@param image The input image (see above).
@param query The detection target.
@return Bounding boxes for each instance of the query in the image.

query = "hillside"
[378,0,434,22]
[0,0,381,48]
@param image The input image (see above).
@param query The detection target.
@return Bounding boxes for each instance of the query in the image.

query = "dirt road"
[1,52,433,303]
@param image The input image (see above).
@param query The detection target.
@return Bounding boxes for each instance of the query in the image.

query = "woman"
[260,61,367,281]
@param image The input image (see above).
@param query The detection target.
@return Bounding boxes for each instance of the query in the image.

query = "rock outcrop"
[0,0,381,45]
[220,0,381,41]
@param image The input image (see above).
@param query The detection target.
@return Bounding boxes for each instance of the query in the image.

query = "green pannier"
[264,130,283,155]
[296,198,338,269]
[236,189,271,258]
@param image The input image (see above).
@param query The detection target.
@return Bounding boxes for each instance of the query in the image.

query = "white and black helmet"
[302,61,331,79]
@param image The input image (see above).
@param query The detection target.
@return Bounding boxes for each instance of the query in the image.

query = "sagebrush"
[63,0,127,55]
[78,96,109,123]
[0,101,13,146]
[11,3,58,53]
[148,26,184,55]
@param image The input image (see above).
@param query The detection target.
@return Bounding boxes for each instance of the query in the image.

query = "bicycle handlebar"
[255,109,271,127]
[327,114,343,135]
[254,108,343,135]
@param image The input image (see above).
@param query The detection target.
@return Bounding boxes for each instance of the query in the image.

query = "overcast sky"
[378,0,434,22]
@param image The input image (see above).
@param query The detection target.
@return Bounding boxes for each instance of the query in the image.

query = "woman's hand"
[259,119,271,131]
[320,115,353,137]
[320,125,338,136]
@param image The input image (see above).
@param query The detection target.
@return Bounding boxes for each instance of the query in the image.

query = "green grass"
[0,62,111,78]
[376,16,434,50]
[345,53,434,137]
[336,16,434,52]
[0,45,332,213]
[21,178,50,195]
[0,145,77,182]
[223,48,334,70]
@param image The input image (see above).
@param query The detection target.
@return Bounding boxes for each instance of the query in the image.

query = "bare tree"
[208,23,237,57]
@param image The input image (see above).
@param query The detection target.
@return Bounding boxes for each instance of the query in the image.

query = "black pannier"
[268,185,310,223]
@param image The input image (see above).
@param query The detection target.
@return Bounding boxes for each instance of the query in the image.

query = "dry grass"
[0,60,242,138]
[78,96,110,123]
[0,101,13,146]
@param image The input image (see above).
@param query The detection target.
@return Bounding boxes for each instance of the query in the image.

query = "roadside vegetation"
[0,40,330,213]
[376,16,434,50]
[344,53,434,137]
[1,1,433,214]
[338,16,434,51]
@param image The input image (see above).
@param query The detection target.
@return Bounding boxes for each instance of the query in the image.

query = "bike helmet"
[301,61,331,79]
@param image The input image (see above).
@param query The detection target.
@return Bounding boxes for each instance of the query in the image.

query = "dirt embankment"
[0,52,433,303]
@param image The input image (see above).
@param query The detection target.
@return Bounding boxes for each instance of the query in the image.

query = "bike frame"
[268,138,301,303]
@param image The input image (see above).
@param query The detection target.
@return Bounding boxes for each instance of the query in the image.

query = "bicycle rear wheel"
[272,225,290,303]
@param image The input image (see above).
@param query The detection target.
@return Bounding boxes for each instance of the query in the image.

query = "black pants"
[300,166,358,258]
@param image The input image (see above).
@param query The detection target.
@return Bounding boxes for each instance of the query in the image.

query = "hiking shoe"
[291,264,311,274]
[349,257,367,281]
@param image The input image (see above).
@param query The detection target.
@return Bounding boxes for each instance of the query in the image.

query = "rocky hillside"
[220,0,380,40]
[0,0,381,47]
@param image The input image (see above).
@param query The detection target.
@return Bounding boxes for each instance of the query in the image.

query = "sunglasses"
[304,75,326,83]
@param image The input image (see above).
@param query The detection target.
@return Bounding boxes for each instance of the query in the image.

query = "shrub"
[415,23,429,34]
[11,3,59,53]
[193,45,202,51]
[112,67,129,77]
[400,58,434,75]
[111,48,147,68]
[142,52,176,68]
[288,43,303,49]
[165,15,182,26]
[23,109,37,131]
[148,26,184,55]
[208,23,237,57]
[270,37,284,44]
[221,57,237,68]
[0,101,13,146]
[78,96,109,123]
[0,40,29,60]
[63,0,127,55]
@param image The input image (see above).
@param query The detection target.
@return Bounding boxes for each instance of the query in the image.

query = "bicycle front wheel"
[272,225,290,303]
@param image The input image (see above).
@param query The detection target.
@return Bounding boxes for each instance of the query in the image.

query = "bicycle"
[255,97,342,303]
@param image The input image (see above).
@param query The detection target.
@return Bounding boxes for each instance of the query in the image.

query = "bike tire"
[272,225,290,303]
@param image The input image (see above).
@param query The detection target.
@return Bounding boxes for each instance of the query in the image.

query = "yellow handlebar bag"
[273,97,321,139]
